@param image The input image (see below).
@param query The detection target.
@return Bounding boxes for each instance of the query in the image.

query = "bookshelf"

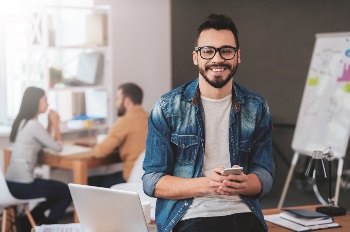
[27,4,115,132]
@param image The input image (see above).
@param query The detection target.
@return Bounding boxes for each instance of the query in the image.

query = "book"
[280,211,333,226]
[264,214,341,232]
[283,209,330,218]
[33,222,158,232]
[34,223,82,232]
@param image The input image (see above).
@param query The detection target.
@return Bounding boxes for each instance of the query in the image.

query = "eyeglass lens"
[200,47,236,60]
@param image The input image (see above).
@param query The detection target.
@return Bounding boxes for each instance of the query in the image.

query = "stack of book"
[33,223,82,232]
[264,209,341,231]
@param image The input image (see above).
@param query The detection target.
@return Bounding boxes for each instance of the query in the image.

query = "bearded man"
[90,83,148,187]
[142,14,274,232]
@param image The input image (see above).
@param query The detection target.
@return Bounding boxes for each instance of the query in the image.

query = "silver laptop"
[68,183,151,232]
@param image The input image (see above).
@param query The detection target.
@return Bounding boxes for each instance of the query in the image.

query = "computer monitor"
[75,52,104,85]
[85,88,108,119]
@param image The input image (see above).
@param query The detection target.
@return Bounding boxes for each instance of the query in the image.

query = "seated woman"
[5,86,72,230]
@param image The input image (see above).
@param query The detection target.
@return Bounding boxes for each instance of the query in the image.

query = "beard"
[117,100,126,116]
[199,62,239,89]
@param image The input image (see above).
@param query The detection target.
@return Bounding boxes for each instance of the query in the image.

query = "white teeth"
[212,68,224,72]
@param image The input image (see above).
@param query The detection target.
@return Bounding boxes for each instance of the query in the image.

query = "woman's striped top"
[5,119,62,183]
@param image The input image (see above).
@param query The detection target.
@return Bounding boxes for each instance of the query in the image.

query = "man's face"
[193,29,241,89]
[116,89,126,116]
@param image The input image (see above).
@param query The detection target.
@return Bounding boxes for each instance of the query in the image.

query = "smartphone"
[221,166,243,176]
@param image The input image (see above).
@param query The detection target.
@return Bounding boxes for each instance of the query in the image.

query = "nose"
[211,50,224,62]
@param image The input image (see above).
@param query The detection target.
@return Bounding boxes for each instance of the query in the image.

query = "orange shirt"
[94,105,148,180]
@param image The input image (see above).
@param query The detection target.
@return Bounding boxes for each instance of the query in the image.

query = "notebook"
[280,211,333,226]
[68,183,153,232]
[282,209,330,218]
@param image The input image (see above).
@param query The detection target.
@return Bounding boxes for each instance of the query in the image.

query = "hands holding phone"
[208,165,248,196]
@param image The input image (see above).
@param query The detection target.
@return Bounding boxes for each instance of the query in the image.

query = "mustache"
[205,63,232,71]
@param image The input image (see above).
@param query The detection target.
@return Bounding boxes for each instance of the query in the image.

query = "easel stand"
[278,151,344,209]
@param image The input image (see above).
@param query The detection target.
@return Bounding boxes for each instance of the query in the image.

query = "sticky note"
[343,83,350,93]
[308,77,319,86]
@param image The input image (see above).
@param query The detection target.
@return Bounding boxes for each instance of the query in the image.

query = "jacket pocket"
[171,134,199,165]
[239,138,256,153]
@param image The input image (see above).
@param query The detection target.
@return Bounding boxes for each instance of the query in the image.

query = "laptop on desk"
[68,183,156,232]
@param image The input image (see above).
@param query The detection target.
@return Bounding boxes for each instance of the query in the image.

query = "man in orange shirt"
[89,83,149,187]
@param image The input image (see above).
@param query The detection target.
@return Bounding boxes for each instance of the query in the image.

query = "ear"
[192,51,198,65]
[124,96,133,107]
[237,49,241,64]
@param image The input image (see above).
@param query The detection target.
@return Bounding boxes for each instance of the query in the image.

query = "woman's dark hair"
[195,13,239,48]
[118,83,143,104]
[10,86,45,142]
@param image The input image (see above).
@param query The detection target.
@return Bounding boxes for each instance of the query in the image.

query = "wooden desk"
[263,205,349,231]
[3,137,121,223]
[3,137,121,185]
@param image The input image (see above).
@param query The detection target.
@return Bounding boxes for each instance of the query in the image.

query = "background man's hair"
[119,83,143,104]
[195,13,239,48]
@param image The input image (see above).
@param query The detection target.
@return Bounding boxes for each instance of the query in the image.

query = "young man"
[143,14,274,232]
[90,83,148,187]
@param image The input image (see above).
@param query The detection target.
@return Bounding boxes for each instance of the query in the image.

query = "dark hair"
[195,14,239,48]
[118,83,143,105]
[10,86,45,142]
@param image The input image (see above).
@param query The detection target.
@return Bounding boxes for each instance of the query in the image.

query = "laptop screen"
[68,183,150,232]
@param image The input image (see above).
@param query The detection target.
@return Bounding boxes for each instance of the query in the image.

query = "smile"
[211,68,225,72]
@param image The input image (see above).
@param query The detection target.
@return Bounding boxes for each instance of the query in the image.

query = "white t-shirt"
[181,93,250,220]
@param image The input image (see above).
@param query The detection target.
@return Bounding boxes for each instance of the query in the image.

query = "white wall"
[95,0,171,111]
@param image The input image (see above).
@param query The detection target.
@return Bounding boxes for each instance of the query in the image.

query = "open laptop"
[68,183,155,232]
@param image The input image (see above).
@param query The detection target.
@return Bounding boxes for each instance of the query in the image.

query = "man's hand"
[218,171,248,196]
[154,166,261,199]
[207,167,227,195]
[207,166,249,196]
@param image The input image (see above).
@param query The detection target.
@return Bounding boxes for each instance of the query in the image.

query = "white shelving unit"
[27,4,115,133]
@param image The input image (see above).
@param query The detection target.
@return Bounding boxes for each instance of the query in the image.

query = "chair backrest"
[0,168,46,209]
[127,150,145,183]
[0,168,21,207]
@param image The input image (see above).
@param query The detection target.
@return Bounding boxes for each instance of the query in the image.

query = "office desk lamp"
[305,147,346,216]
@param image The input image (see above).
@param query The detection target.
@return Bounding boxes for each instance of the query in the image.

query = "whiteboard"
[292,32,350,158]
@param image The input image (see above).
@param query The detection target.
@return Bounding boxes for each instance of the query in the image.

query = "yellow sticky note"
[308,77,319,86]
[343,83,350,93]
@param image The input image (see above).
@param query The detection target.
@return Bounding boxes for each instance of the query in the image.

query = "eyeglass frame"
[194,46,238,60]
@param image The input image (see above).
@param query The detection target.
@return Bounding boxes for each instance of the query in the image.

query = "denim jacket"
[143,78,274,232]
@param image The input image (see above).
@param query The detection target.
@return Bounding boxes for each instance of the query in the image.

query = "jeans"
[88,171,125,188]
[6,179,72,222]
[173,213,265,232]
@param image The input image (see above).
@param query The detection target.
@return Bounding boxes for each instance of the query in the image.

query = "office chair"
[111,151,157,208]
[0,169,45,232]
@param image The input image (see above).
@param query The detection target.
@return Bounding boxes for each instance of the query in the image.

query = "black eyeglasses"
[194,46,238,60]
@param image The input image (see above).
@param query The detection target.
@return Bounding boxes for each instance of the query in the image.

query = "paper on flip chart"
[35,223,82,232]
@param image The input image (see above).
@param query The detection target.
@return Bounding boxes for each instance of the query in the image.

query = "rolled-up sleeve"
[249,101,274,199]
[142,99,174,197]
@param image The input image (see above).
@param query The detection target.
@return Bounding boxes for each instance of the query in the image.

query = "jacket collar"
[182,77,243,113]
